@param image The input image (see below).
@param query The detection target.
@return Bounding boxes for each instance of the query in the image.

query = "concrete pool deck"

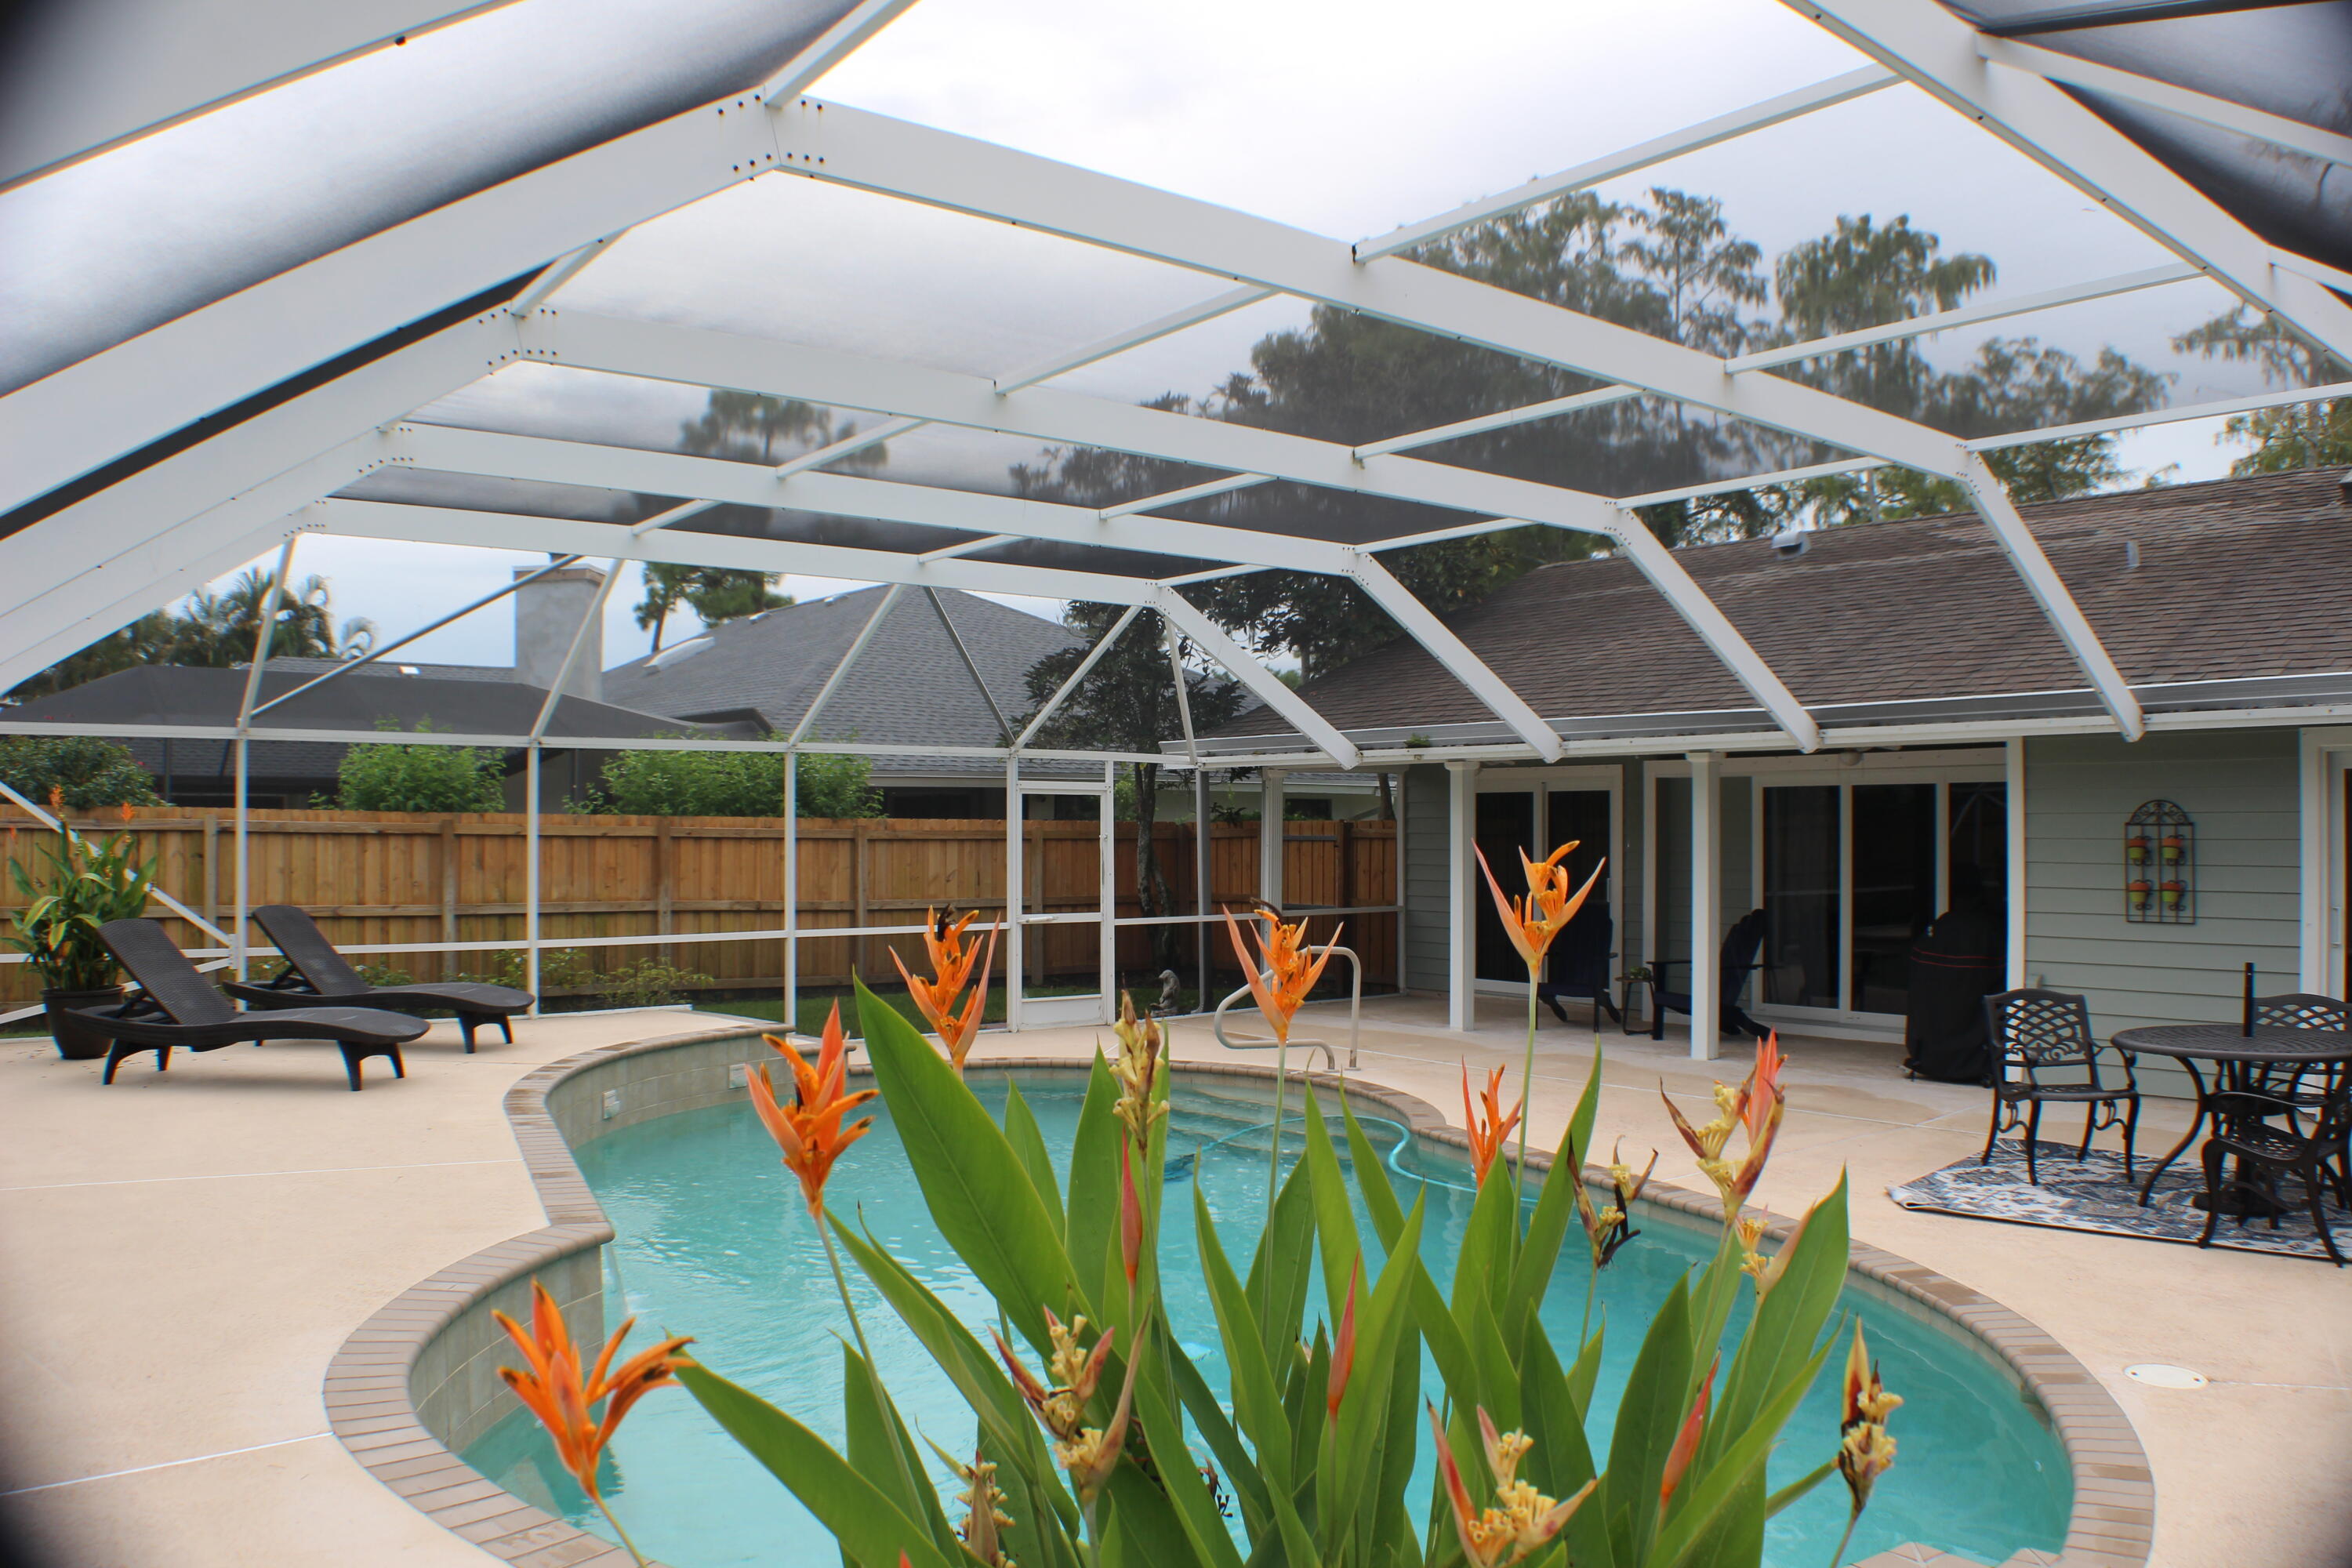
[0,996,2343,1567]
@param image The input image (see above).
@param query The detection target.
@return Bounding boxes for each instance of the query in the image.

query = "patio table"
[2110,1022,2352,1208]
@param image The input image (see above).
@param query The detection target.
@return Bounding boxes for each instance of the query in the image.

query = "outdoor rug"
[1889,1138,2350,1262]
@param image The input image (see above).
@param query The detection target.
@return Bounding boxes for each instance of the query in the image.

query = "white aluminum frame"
[6,0,2350,1033]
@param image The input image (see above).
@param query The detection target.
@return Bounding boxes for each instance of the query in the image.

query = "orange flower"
[1473,842,1603,977]
[1661,1031,1787,1218]
[1462,1064,1523,1187]
[1222,906,1338,1046]
[1660,1356,1717,1508]
[891,907,999,1071]
[1326,1261,1360,1422]
[493,1278,691,1508]
[746,1001,877,1215]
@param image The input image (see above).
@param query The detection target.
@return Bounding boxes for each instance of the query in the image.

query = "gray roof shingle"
[1207,466,2352,739]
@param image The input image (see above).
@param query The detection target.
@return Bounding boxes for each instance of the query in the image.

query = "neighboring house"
[1192,466,2352,1080]
[602,586,1087,817]
[3,662,748,808]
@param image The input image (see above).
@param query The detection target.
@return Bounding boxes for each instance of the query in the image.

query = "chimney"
[513,563,605,702]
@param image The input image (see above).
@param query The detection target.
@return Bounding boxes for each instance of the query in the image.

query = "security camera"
[1769,528,1809,558]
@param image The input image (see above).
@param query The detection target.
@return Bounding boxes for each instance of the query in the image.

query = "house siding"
[1403,764,1452,993]
[2023,729,2303,1094]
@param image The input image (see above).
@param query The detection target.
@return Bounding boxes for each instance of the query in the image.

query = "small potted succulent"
[6,805,158,1059]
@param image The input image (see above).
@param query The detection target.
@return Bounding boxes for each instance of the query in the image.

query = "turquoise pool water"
[463,1068,2071,1566]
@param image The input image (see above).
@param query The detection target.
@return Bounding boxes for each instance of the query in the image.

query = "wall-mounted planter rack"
[2123,799,2194,924]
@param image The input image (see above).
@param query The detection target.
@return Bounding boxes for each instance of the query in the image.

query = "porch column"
[2005,738,2027,990]
[1258,768,1287,906]
[1004,756,1023,1032]
[1687,750,1720,1062]
[1195,767,1214,1008]
[1447,760,1479,1032]
[782,749,798,1031]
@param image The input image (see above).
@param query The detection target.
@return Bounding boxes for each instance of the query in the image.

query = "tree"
[634,564,793,653]
[0,735,162,811]
[1019,606,1244,969]
[572,743,880,818]
[331,724,506,812]
[10,570,377,699]
[2173,307,2352,475]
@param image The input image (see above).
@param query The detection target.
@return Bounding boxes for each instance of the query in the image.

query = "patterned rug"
[1889,1139,2350,1263]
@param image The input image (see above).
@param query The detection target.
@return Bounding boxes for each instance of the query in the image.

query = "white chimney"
[513,563,605,702]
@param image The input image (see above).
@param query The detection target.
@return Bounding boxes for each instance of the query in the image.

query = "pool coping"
[322,1030,2154,1568]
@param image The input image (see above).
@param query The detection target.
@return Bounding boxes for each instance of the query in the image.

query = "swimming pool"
[463,1066,2071,1566]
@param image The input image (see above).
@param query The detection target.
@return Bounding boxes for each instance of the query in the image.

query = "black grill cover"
[1904,902,2003,1084]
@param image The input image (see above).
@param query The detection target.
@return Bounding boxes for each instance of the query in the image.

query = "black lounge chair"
[1541,909,1623,1029]
[225,905,533,1053]
[1649,908,1770,1042]
[78,919,425,1091]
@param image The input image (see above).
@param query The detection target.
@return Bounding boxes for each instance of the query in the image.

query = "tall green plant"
[675,982,1878,1568]
[7,816,158,990]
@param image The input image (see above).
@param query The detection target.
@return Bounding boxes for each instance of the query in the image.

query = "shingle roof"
[1206,466,2352,742]
[4,665,747,782]
[601,586,1084,777]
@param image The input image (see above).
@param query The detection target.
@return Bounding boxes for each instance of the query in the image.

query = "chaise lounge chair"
[78,919,426,1091]
[225,905,533,1053]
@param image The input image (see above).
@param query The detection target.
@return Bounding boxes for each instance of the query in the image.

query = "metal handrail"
[1210,943,1361,1070]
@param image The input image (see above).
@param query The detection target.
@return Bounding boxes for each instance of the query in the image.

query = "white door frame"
[2299,728,2352,994]
[1468,764,1624,996]
[1009,772,1118,1029]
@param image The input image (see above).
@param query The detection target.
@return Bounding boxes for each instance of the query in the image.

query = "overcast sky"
[190,0,2284,670]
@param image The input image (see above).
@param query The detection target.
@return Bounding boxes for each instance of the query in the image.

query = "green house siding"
[1403,764,1451,993]
[2023,729,2303,1094]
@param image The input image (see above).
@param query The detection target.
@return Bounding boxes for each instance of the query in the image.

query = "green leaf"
[855,976,1082,1350]
[840,1340,958,1554]
[676,1359,956,1568]
[1323,1200,1425,1561]
[1002,1080,1066,1236]
[1647,1334,1832,1568]
[1343,1094,1476,1399]
[1504,1054,1606,1342]
[1449,1158,1519,1324]
[1601,1276,1693,1568]
[1248,1157,1316,1369]
[1066,1050,1123,1311]
[1298,1080,1361,1329]
[1516,1318,1597,1503]
[1764,1456,1836,1517]
[1196,1184,1293,1493]
[1566,1319,1605,1419]
[1132,1338,1250,1568]
[1707,1176,1849,1468]
[1164,1321,1274,1528]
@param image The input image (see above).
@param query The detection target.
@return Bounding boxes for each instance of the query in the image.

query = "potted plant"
[7,812,158,1059]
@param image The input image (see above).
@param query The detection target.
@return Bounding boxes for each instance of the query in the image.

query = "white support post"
[1258,769,1287,908]
[1100,759,1118,1022]
[2005,738,2028,992]
[1447,760,1479,1033]
[232,535,300,980]
[525,747,542,1013]
[1688,750,1721,1062]
[1004,757,1023,1032]
[789,586,904,745]
[783,750,799,1029]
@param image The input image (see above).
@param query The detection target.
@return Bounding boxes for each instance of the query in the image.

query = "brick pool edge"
[322,1031,2154,1568]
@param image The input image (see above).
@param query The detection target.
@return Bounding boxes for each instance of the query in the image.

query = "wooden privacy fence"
[0,806,1397,1006]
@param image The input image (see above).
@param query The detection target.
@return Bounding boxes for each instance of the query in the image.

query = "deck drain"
[2125,1363,2207,1388]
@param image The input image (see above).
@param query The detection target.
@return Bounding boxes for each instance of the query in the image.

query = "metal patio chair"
[1980,988,2141,1187]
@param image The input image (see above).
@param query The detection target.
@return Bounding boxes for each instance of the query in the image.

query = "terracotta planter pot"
[43,985,125,1061]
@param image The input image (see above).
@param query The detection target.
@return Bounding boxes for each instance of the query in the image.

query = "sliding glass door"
[1757,776,2007,1022]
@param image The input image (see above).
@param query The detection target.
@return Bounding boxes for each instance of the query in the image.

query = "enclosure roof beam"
[1149,589,1362,768]
[527,561,622,741]
[1348,555,1564,760]
[308,498,1172,608]
[770,98,1969,477]
[788,583,905,745]
[1352,66,1902,262]
[1976,34,2352,172]
[1794,0,2352,367]
[1016,605,1145,750]
[386,423,1345,572]
[533,310,1822,747]
[753,0,920,103]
